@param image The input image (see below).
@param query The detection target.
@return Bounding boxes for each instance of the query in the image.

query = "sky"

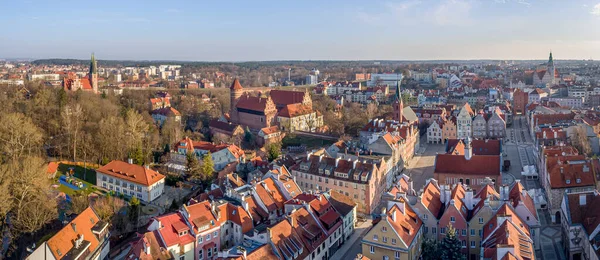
[1,0,600,61]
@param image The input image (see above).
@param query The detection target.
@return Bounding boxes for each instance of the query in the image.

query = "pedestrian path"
[330,220,372,260]
[537,209,567,260]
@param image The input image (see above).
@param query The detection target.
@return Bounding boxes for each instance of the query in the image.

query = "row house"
[412,107,447,125]
[535,127,568,147]
[360,118,420,171]
[389,177,540,260]
[96,160,165,203]
[290,153,387,214]
[529,112,576,142]
[457,103,476,139]
[285,193,344,259]
[542,153,597,224]
[549,97,585,108]
[480,204,535,260]
[427,120,443,144]
[28,207,110,260]
[442,116,458,141]
[362,198,423,260]
[560,191,600,260]
[169,137,245,172]
[327,190,358,244]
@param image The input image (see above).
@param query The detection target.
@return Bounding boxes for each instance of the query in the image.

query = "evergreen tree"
[421,238,440,260]
[440,224,465,260]
[129,146,144,165]
[201,152,215,182]
[267,142,282,161]
[186,152,201,180]
[128,196,140,223]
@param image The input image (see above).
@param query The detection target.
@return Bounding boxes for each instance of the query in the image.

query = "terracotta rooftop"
[230,79,243,90]
[153,213,195,247]
[126,231,173,260]
[269,89,308,106]
[435,154,501,177]
[446,139,501,156]
[46,207,108,260]
[97,160,165,186]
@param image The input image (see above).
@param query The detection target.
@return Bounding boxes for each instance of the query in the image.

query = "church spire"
[89,53,97,75]
[548,51,553,65]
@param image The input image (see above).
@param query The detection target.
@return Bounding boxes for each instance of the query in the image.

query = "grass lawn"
[55,173,98,196]
[282,135,335,149]
[58,163,97,185]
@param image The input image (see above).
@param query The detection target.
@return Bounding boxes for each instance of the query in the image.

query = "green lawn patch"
[58,163,97,185]
[282,135,335,149]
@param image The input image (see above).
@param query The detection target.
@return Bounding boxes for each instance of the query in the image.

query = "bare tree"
[571,125,592,155]
[366,103,378,120]
[62,104,84,161]
[0,113,43,161]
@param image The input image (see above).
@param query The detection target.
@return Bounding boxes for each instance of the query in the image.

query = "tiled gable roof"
[153,213,195,247]
[546,155,595,189]
[47,207,107,260]
[269,90,307,106]
[386,202,423,246]
[421,181,443,218]
[435,154,501,176]
[97,160,165,186]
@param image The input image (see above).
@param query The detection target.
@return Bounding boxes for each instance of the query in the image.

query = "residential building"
[28,207,110,260]
[96,160,165,203]
[147,213,196,260]
[169,137,244,172]
[327,190,358,244]
[361,198,423,260]
[472,113,487,139]
[500,181,541,249]
[208,120,245,144]
[257,126,284,147]
[290,153,388,214]
[180,201,221,260]
[367,73,403,87]
[435,138,501,191]
[442,116,458,142]
[124,231,173,260]
[437,184,470,252]
[549,97,585,108]
[486,109,507,139]
[151,107,182,125]
[528,88,548,103]
[560,191,600,260]
[480,204,535,260]
[456,103,475,139]
[543,154,596,223]
[277,103,323,132]
[427,120,443,144]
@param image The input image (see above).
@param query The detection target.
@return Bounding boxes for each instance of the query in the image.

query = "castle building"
[62,53,98,93]
[228,79,321,131]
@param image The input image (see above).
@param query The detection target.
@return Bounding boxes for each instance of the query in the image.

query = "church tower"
[229,79,244,123]
[548,51,556,85]
[89,53,98,93]
[393,82,403,122]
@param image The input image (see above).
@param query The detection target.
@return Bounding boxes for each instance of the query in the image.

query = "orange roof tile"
[230,79,243,90]
[97,160,165,186]
[47,207,107,259]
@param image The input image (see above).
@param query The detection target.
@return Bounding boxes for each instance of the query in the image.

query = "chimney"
[580,194,587,206]
[335,157,340,167]
[352,159,358,169]
[319,154,324,163]
[465,189,475,210]
[500,185,509,201]
[391,209,397,221]
[128,158,134,164]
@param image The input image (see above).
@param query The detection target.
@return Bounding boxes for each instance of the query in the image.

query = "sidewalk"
[330,220,372,260]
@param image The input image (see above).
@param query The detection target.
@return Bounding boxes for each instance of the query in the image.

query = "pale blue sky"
[1,0,599,61]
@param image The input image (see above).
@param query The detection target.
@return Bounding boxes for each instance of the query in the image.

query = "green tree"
[421,238,440,260]
[267,142,282,161]
[169,199,180,211]
[440,224,465,260]
[186,152,202,180]
[129,146,144,165]
[201,152,215,182]
[129,196,140,223]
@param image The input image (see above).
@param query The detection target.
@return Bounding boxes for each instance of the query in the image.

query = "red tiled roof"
[566,192,600,237]
[153,213,195,247]
[244,196,269,221]
[546,156,595,189]
[126,231,172,260]
[421,181,443,218]
[97,160,165,186]
[47,207,105,260]
[509,182,538,219]
[152,107,181,117]
[447,139,501,156]
[435,154,501,176]
[217,203,253,234]
[328,190,356,216]
[387,202,423,246]
[230,79,243,90]
[278,104,314,118]
[269,90,307,106]
[209,119,242,134]
[260,126,280,135]
[236,95,272,112]
[183,201,220,233]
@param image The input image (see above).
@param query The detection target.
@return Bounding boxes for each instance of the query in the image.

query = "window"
[423,214,428,220]
[462,240,466,248]
[384,256,389,260]
[395,251,401,259]
[479,217,484,224]
[462,229,466,236]
[373,234,378,241]
[370,246,375,253]
[450,216,455,222]
[424,227,428,234]
[206,234,211,240]
[471,229,475,236]
[180,256,185,260]
[383,236,388,243]
[470,241,476,248]
[566,179,571,184]
[479,229,483,237]
[432,227,437,234]
[199,249,203,259]
[214,231,218,237]
[576,178,581,184]
[207,248,212,257]
[382,227,387,232]
[391,238,397,245]
[440,227,446,234]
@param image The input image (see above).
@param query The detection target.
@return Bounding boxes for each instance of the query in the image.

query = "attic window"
[576,178,581,184]
[57,249,62,256]
[566,179,571,184]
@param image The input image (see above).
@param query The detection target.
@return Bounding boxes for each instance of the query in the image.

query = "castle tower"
[89,53,98,93]
[229,79,244,123]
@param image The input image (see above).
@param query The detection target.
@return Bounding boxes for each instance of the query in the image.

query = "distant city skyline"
[1,0,599,61]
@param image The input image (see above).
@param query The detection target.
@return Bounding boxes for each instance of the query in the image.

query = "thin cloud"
[592,3,600,16]
[431,0,473,26]
[166,8,182,13]
[494,0,531,6]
